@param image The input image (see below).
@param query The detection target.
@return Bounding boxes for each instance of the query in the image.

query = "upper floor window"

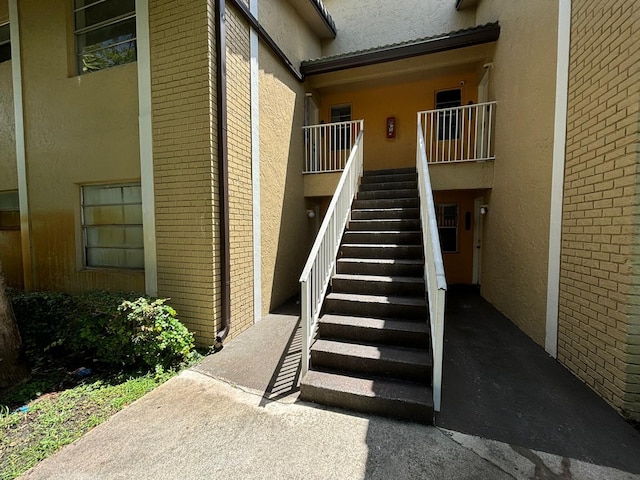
[0,22,10,63]
[74,0,136,74]
[436,89,462,141]
[81,184,144,270]
[0,190,20,230]
[330,104,352,151]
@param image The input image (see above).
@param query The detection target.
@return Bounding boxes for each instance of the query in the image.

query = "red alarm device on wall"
[386,117,396,139]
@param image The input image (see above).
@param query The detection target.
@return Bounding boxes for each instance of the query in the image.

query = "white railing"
[419,101,496,163]
[303,120,364,173]
[416,118,447,413]
[299,129,365,378]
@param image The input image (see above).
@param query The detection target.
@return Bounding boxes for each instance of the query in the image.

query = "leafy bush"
[9,290,195,371]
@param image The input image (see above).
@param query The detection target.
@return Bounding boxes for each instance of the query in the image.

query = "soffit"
[286,0,337,39]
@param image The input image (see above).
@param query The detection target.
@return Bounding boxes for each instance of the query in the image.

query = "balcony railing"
[300,129,364,378]
[418,101,496,163]
[303,120,364,173]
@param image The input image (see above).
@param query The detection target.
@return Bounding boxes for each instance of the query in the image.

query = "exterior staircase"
[300,168,434,424]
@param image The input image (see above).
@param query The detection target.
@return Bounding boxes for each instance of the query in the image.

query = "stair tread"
[313,339,431,365]
[338,258,423,265]
[344,230,421,234]
[301,370,433,405]
[342,243,421,248]
[332,273,423,284]
[320,314,429,333]
[326,292,427,307]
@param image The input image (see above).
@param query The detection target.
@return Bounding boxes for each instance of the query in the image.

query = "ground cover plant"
[0,290,200,480]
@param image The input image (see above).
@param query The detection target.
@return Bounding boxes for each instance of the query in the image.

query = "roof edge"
[301,22,500,77]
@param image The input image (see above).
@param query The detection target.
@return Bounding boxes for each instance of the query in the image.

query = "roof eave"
[301,22,500,77]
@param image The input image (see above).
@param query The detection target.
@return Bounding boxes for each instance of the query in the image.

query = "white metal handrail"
[416,118,447,413]
[418,101,496,163]
[303,119,364,173]
[299,129,365,378]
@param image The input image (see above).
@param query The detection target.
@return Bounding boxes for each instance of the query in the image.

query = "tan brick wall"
[559,0,640,420]
[226,3,254,337]
[149,0,220,345]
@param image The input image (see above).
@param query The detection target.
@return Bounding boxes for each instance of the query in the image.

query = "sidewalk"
[21,296,640,480]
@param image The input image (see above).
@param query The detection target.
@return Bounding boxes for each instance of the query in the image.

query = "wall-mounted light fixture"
[306,209,315,219]
[480,205,489,215]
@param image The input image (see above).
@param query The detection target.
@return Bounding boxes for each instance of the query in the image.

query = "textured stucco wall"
[317,72,478,172]
[258,0,321,314]
[559,0,640,420]
[320,0,475,57]
[17,0,143,293]
[475,0,558,345]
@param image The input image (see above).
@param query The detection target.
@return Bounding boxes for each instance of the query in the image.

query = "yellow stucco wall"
[317,73,478,172]
[320,0,475,57]
[17,0,143,293]
[258,0,321,314]
[559,0,640,420]
[475,0,558,345]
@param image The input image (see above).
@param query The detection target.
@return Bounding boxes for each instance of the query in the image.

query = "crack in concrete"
[511,445,573,480]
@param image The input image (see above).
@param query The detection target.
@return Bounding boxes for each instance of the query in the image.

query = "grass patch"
[0,370,175,480]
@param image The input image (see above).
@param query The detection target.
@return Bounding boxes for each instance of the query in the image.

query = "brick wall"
[149,0,220,344]
[226,3,254,337]
[559,0,640,420]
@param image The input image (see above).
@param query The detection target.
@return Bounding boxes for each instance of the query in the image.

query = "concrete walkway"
[21,295,640,480]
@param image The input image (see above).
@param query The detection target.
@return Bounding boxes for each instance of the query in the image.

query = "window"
[74,0,136,74]
[436,89,462,140]
[436,203,458,253]
[0,190,19,230]
[330,104,351,150]
[81,184,143,269]
[0,22,10,63]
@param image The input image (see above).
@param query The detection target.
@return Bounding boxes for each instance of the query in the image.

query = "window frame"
[435,88,462,141]
[80,183,144,271]
[0,190,20,231]
[0,22,11,63]
[329,104,352,151]
[73,0,137,75]
[436,203,458,253]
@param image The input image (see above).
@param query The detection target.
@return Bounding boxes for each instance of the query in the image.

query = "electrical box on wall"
[386,117,396,139]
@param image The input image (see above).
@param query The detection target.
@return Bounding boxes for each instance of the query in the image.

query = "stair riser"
[318,322,429,348]
[299,384,433,424]
[311,350,431,383]
[363,167,416,177]
[336,261,423,277]
[351,209,420,220]
[340,245,422,259]
[325,298,427,320]
[343,231,421,245]
[360,173,417,184]
[348,220,421,231]
[359,181,418,192]
[332,278,424,297]
[353,198,419,209]
[357,189,418,200]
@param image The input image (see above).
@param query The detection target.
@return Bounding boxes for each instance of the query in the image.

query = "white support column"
[135,0,158,296]
[250,0,262,323]
[545,0,572,358]
[9,0,33,290]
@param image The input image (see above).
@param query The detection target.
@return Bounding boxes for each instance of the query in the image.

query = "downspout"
[215,0,231,349]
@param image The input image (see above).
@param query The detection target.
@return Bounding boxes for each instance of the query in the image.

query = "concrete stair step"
[318,314,429,347]
[343,231,421,245]
[332,273,425,297]
[363,168,416,177]
[311,339,431,382]
[300,370,433,424]
[359,181,418,192]
[325,292,428,319]
[353,197,420,209]
[351,208,420,220]
[357,189,418,200]
[340,243,423,259]
[348,219,421,231]
[336,258,424,276]
[360,173,417,184]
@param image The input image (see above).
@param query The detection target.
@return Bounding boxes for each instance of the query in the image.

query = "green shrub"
[9,290,195,371]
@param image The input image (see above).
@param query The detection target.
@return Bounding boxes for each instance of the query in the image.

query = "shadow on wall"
[261,55,315,312]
